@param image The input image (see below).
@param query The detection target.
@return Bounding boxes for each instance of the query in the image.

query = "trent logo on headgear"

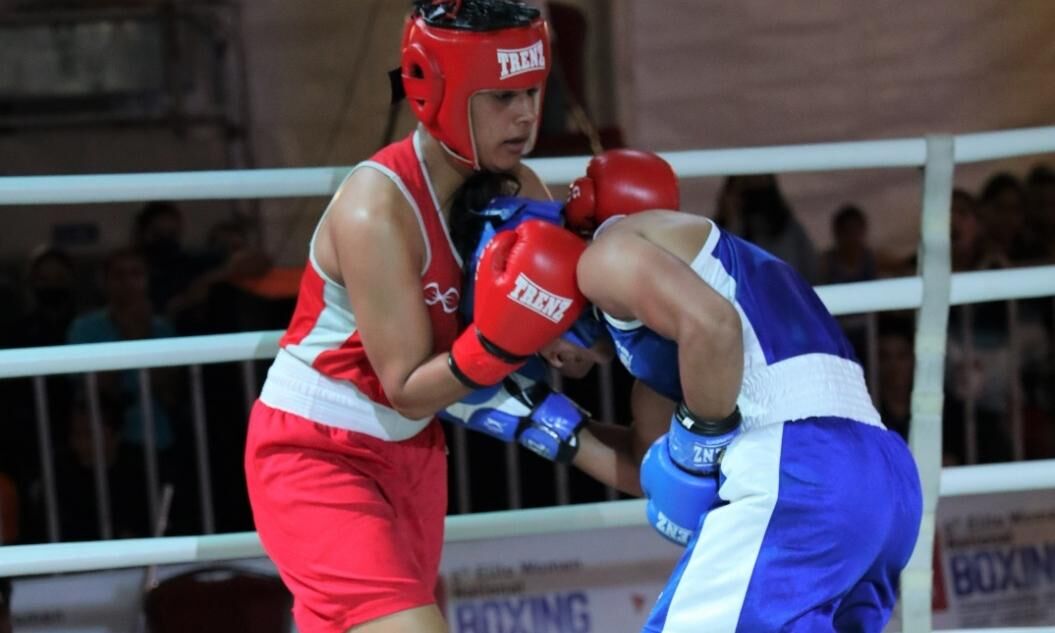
[507,273,572,323]
[497,41,546,79]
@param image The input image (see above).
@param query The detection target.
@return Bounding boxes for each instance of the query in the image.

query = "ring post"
[901,135,954,633]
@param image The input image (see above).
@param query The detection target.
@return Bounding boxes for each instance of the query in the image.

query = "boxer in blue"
[443,151,923,632]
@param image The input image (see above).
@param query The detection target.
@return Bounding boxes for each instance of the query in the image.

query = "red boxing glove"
[449,220,588,389]
[565,149,680,234]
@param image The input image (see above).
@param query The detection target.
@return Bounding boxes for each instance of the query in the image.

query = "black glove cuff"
[675,402,741,436]
[538,427,579,464]
[447,354,489,390]
[555,435,580,464]
[477,332,532,364]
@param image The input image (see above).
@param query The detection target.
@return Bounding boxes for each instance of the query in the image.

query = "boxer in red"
[243,2,586,631]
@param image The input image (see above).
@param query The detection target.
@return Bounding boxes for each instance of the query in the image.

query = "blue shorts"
[644,417,923,633]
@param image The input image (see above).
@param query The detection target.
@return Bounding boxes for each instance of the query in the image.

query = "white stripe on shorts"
[661,423,784,632]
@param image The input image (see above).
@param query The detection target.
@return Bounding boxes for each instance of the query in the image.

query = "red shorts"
[244,400,447,633]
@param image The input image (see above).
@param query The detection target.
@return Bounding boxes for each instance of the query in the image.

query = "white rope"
[2,459,1053,577]
[954,126,1055,163]
[815,265,1055,315]
[0,167,353,205]
[0,266,1050,379]
[0,331,281,378]
[1,126,1054,204]
[939,459,1055,496]
[0,499,645,576]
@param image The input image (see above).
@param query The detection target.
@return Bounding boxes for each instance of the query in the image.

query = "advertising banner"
[930,489,1055,630]
[7,490,1055,632]
[439,525,682,633]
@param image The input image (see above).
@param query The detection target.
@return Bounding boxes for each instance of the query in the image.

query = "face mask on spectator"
[34,286,73,311]
[146,236,181,259]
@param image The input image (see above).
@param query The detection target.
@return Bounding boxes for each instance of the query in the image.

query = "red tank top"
[278,132,463,406]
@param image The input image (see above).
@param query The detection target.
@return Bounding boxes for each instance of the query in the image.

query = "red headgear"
[400,4,551,169]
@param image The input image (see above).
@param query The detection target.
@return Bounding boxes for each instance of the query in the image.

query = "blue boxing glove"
[440,363,588,463]
[639,403,741,546]
[640,435,721,546]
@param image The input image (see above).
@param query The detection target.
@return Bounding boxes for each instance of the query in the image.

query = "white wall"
[2,1,1053,265]
[0,1,419,265]
[613,0,1055,258]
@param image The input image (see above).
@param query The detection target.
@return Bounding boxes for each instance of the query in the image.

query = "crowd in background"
[711,164,1055,468]
[0,163,1052,550]
[0,202,281,545]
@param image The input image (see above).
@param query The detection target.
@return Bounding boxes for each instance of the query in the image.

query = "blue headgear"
[462,196,606,351]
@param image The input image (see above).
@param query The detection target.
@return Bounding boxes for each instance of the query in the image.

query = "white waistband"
[738,353,883,431]
[259,349,431,441]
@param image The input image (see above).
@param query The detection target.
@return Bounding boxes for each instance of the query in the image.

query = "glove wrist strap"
[667,403,741,476]
[449,328,527,390]
[477,332,531,365]
[674,401,741,436]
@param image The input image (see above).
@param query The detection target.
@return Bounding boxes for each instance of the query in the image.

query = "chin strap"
[388,68,406,105]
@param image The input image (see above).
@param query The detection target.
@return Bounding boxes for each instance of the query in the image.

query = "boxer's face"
[470,87,541,172]
[538,336,614,379]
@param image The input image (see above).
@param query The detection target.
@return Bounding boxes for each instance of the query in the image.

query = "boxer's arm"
[329,174,470,419]
[577,222,743,422]
[573,380,675,496]
[441,368,589,463]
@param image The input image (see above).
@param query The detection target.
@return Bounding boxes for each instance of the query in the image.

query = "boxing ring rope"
[0,265,1052,379]
[1,125,1054,205]
[2,124,1055,633]
[1,457,1053,578]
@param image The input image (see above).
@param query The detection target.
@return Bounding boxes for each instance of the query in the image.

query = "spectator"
[0,577,11,633]
[942,350,1014,465]
[133,202,271,333]
[10,246,78,348]
[0,273,17,339]
[1021,362,1055,460]
[1022,164,1055,461]
[0,247,80,515]
[67,248,179,452]
[133,201,198,318]
[877,317,915,441]
[206,219,252,257]
[721,174,819,282]
[820,204,877,284]
[948,187,1027,357]
[875,315,1011,465]
[53,391,150,540]
[980,172,1054,439]
[980,172,1044,264]
[714,175,748,236]
[182,218,273,334]
[945,294,1016,466]
[951,189,992,272]
[1025,164,1055,262]
[0,473,16,545]
[821,204,879,365]
[946,182,1044,463]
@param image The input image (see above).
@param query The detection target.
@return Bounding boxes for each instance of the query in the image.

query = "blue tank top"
[602,220,863,414]
[603,317,682,401]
